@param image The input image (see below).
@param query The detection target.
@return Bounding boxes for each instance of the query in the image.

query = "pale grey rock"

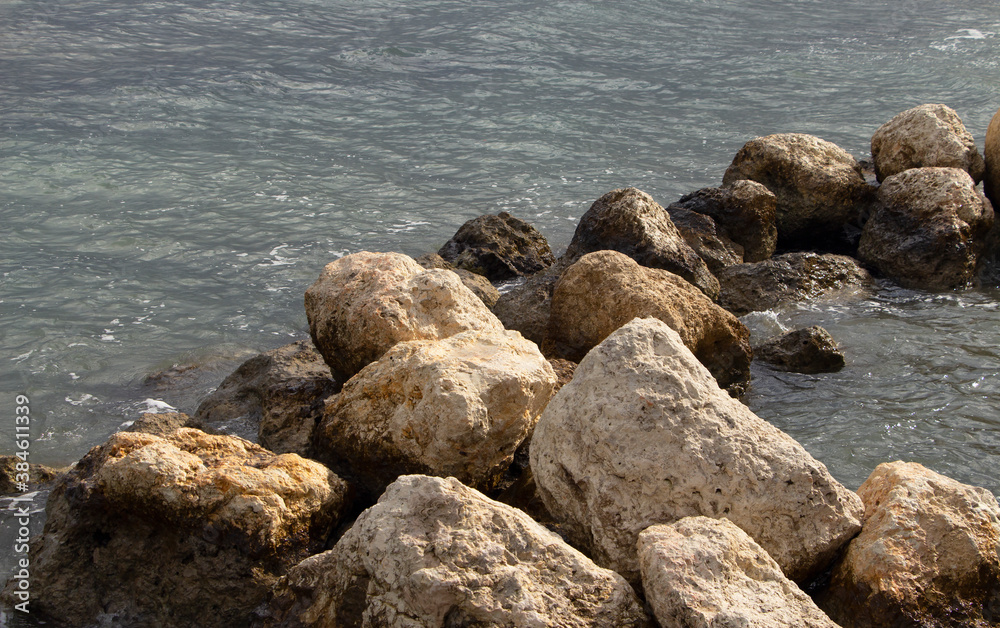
[262,475,653,628]
[530,317,863,585]
[639,517,841,628]
[871,103,985,183]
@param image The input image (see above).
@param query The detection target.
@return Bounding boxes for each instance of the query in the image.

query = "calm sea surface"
[3,0,1000,585]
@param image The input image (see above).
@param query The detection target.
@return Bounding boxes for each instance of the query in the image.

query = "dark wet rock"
[754,326,845,374]
[665,206,744,272]
[0,456,62,495]
[547,357,577,393]
[491,259,570,351]
[871,103,985,183]
[437,211,556,281]
[669,180,778,262]
[414,252,501,308]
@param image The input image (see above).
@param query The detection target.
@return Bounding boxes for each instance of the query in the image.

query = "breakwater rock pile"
[5,103,1000,627]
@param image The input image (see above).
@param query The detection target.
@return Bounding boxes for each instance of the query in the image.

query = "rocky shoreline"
[4,103,1000,627]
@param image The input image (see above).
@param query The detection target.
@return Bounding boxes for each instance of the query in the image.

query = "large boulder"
[722,133,874,250]
[819,461,1000,628]
[985,106,1000,207]
[716,252,874,315]
[305,252,503,381]
[871,103,985,183]
[2,429,350,628]
[547,250,752,395]
[437,211,556,281]
[530,318,863,585]
[669,180,778,262]
[858,167,994,291]
[754,326,846,374]
[312,329,556,501]
[261,475,652,628]
[639,517,841,628]
[414,252,500,308]
[665,206,744,272]
[562,187,720,299]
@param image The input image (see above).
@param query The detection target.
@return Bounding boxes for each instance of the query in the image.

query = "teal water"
[3,0,1000,590]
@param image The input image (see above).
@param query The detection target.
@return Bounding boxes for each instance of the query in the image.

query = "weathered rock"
[414,252,501,308]
[562,187,720,299]
[639,518,841,628]
[670,180,778,262]
[722,133,874,250]
[491,260,569,351]
[2,428,350,628]
[754,326,845,374]
[858,167,994,291]
[437,211,556,281]
[305,252,503,381]
[126,410,206,437]
[261,475,652,628]
[665,205,744,272]
[312,329,556,501]
[547,250,752,395]
[985,107,1000,207]
[195,340,339,455]
[717,252,874,315]
[819,461,1000,628]
[0,456,62,494]
[871,103,985,183]
[547,357,577,393]
[530,318,863,585]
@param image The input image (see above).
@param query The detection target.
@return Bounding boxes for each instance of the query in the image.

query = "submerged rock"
[262,475,652,628]
[639,517,841,628]
[819,461,1000,628]
[669,180,778,262]
[754,326,845,374]
[414,252,501,308]
[530,318,863,585]
[437,211,556,281]
[871,103,985,183]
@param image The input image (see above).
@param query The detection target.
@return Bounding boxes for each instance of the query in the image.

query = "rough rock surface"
[414,252,501,308]
[312,329,556,500]
[195,340,339,455]
[126,411,206,437]
[491,260,569,351]
[871,103,985,183]
[986,106,1000,207]
[547,250,752,395]
[0,456,62,494]
[562,187,720,299]
[859,167,994,291]
[665,205,744,272]
[262,475,652,628]
[2,428,350,628]
[305,252,503,381]
[669,180,778,262]
[716,252,874,315]
[722,133,874,250]
[639,518,841,628]
[754,326,846,374]
[437,211,556,281]
[530,318,863,585]
[819,461,1000,628]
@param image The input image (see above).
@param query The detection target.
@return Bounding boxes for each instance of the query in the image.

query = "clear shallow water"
[2,0,1000,588]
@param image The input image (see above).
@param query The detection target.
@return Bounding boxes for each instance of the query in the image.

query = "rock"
[819,461,1000,628]
[0,456,62,494]
[305,251,503,381]
[754,326,846,374]
[722,133,874,250]
[665,205,744,272]
[1,428,350,628]
[312,329,556,501]
[126,411,206,437]
[194,340,340,455]
[547,357,577,393]
[716,252,874,315]
[562,187,720,299]
[858,167,994,291]
[414,252,501,308]
[638,517,841,628]
[669,180,778,262]
[547,250,752,395]
[530,318,863,585]
[261,475,652,628]
[491,260,569,351]
[871,103,985,183]
[437,211,556,281]
[985,107,1000,207]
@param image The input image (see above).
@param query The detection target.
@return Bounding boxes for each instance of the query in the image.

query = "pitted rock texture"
[669,180,778,262]
[754,326,845,374]
[531,317,863,585]
[262,475,653,628]
[414,252,501,308]
[437,211,556,281]
[639,518,841,628]
[871,103,985,183]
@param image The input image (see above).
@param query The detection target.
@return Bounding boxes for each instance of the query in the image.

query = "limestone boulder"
[669,180,778,262]
[530,317,863,585]
[754,326,845,374]
[858,167,994,291]
[639,517,841,628]
[2,428,350,628]
[665,206,744,272]
[312,329,556,501]
[819,461,1000,628]
[722,133,874,250]
[262,474,652,628]
[871,103,985,183]
[547,250,752,395]
[438,211,556,281]
[414,253,501,308]
[716,252,874,315]
[562,187,720,299]
[985,106,1000,207]
[305,252,503,381]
